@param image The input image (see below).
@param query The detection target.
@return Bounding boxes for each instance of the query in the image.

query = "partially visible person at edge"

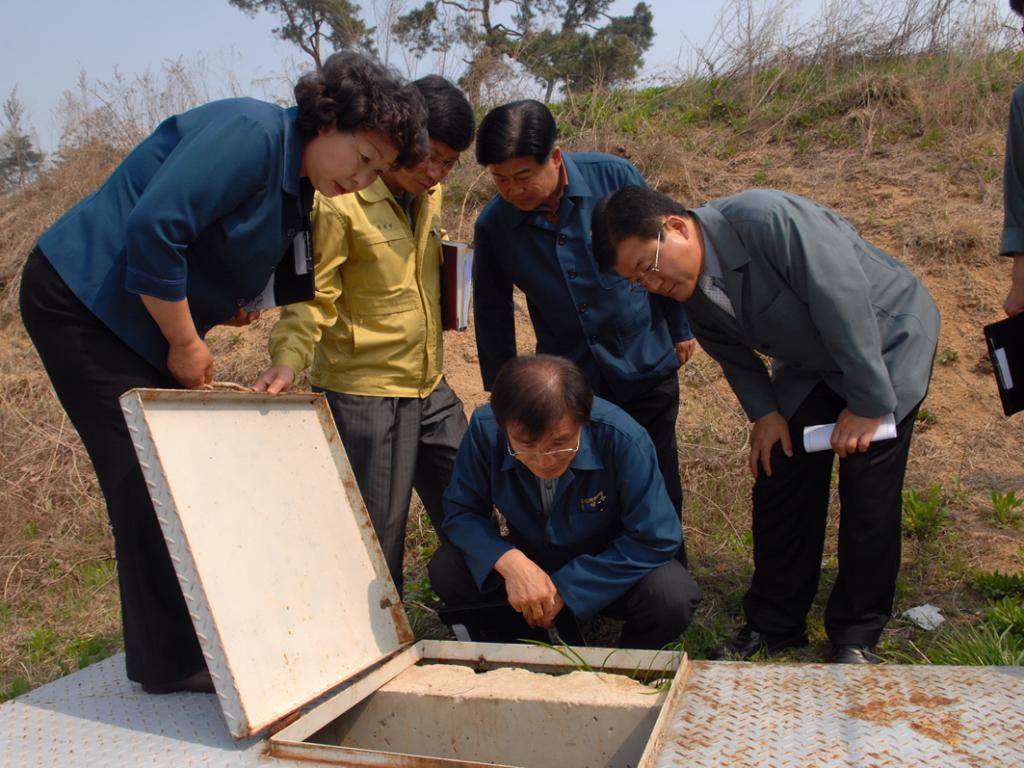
[18,51,428,695]
[471,99,694,565]
[1001,0,1024,316]
[593,185,939,665]
[429,354,702,650]
[254,76,475,594]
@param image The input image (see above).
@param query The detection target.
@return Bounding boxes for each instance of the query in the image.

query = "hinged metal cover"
[119,389,413,739]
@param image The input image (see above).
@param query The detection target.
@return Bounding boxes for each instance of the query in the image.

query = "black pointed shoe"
[142,669,215,694]
[709,625,809,661]
[832,644,880,664]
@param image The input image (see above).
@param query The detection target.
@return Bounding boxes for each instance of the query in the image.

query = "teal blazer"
[37,97,310,374]
[686,189,939,422]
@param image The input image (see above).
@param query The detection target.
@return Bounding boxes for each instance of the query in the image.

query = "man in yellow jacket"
[255,76,475,592]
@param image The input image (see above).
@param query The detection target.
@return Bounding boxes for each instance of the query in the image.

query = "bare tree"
[371,0,408,66]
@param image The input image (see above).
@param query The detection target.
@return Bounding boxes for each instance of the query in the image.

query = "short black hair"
[475,100,558,166]
[413,75,475,152]
[490,355,592,440]
[592,186,688,271]
[1012,0,1023,17]
[294,50,428,169]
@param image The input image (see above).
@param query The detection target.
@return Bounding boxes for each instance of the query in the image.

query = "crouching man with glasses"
[428,354,702,649]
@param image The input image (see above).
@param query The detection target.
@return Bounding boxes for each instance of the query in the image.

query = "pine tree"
[228,0,375,72]
[0,88,44,191]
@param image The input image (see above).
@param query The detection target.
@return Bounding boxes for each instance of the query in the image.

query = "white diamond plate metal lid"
[119,389,413,739]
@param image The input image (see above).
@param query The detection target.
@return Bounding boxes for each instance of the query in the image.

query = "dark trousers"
[743,382,920,647]
[19,248,205,686]
[428,539,702,650]
[318,380,467,593]
[602,372,687,565]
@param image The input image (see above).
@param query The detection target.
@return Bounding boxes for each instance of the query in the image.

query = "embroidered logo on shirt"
[579,490,606,511]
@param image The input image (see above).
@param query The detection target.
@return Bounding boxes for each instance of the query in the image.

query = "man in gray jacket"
[593,186,939,664]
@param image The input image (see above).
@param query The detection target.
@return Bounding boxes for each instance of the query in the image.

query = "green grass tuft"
[974,571,1024,601]
[988,490,1023,528]
[984,596,1024,635]
[926,623,1024,665]
[1,677,30,701]
[902,484,947,540]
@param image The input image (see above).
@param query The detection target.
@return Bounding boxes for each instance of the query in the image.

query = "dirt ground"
[3,84,1024,693]
[194,121,1024,609]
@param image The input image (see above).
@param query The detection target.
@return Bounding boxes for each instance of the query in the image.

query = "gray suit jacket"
[685,190,939,423]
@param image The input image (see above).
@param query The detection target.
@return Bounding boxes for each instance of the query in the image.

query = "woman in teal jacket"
[19,51,427,693]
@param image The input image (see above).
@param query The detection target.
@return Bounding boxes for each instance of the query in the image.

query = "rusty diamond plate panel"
[651,662,1024,768]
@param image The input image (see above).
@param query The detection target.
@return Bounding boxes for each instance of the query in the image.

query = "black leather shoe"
[709,625,808,660]
[832,644,880,664]
[142,669,215,694]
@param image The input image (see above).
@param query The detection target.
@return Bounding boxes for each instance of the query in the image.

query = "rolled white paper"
[802,413,897,453]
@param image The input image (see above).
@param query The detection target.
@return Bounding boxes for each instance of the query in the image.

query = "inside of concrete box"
[306,661,667,767]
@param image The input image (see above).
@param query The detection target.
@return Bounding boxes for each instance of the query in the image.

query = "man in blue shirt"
[428,355,702,650]
[471,100,693,563]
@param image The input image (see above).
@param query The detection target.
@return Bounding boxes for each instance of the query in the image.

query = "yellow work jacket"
[269,178,445,397]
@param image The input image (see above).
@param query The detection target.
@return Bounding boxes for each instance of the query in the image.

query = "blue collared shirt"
[441,398,682,620]
[472,152,692,401]
[38,97,310,374]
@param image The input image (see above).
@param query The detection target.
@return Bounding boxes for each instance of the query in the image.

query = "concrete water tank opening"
[306,662,668,767]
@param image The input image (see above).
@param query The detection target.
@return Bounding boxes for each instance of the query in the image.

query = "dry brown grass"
[4,31,1024,693]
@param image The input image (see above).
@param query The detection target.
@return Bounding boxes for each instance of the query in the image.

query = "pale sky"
[3,0,988,154]
[0,1,781,151]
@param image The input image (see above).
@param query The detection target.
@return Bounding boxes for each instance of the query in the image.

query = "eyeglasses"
[506,432,581,459]
[630,228,662,288]
[424,150,458,173]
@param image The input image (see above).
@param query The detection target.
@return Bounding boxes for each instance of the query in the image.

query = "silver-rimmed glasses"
[506,432,581,459]
[630,228,662,288]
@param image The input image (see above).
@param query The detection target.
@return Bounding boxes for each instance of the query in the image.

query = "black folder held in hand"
[984,312,1024,416]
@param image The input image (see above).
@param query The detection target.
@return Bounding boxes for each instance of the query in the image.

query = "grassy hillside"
[3,48,1024,698]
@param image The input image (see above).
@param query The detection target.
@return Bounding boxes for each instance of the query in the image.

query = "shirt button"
[236,298,246,307]
[589,335,597,344]
[568,269,577,279]
[557,234,567,246]
[580,303,589,312]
